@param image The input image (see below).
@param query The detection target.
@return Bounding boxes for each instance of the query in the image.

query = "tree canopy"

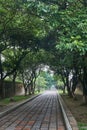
[0,0,87,102]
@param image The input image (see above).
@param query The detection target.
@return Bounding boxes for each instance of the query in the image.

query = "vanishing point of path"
[0,91,65,130]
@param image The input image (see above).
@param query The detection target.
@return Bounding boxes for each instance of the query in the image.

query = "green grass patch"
[78,122,87,130]
[0,94,37,106]
[13,95,32,101]
[0,98,11,105]
[0,91,43,106]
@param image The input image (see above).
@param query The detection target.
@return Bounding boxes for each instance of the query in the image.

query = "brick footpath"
[0,91,65,130]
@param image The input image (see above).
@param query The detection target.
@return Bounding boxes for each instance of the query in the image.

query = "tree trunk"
[12,72,17,96]
[31,81,34,94]
[61,74,66,94]
[71,73,78,100]
[0,79,5,98]
[82,67,87,104]
[28,85,32,95]
[32,77,36,94]
[0,54,5,98]
[25,86,27,96]
[66,76,72,97]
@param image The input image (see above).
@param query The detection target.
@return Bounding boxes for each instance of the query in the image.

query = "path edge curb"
[0,94,40,118]
[58,93,79,130]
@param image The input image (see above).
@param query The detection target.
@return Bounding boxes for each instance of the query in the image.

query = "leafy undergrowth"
[61,94,87,129]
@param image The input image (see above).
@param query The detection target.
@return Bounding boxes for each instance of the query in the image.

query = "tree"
[55,4,87,101]
[0,47,28,98]
[36,76,47,92]
[18,51,45,95]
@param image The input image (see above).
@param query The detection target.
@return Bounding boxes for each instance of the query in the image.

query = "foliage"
[35,76,47,90]
[0,0,87,99]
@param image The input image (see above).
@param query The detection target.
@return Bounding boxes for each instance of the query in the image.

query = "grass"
[61,93,87,130]
[0,91,42,106]
[78,122,87,130]
[0,90,44,106]
[0,95,33,106]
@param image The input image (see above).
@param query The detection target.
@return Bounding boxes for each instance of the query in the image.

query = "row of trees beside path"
[0,0,87,104]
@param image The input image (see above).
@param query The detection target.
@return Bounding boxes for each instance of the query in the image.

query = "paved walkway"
[0,91,65,130]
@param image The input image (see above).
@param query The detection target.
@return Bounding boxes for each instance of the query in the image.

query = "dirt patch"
[61,94,87,124]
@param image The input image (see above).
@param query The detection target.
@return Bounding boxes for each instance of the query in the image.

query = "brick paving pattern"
[0,91,65,130]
